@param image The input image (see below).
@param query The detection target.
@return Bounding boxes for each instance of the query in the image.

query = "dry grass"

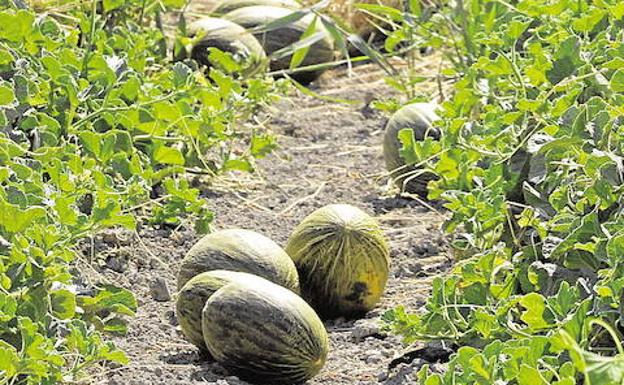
[304,0,402,35]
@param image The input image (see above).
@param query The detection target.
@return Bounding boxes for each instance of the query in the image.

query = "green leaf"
[354,3,403,21]
[289,15,319,70]
[584,353,624,385]
[408,0,421,16]
[518,364,548,385]
[103,0,125,12]
[82,285,137,316]
[506,19,531,40]
[51,289,76,320]
[251,134,276,158]
[0,85,15,106]
[162,0,186,8]
[151,143,185,165]
[207,48,241,74]
[0,342,19,379]
[224,158,253,172]
[571,8,606,33]
[397,128,419,164]
[0,202,47,233]
[254,10,309,33]
[610,69,624,93]
[172,62,192,88]
[519,293,550,330]
[103,318,129,334]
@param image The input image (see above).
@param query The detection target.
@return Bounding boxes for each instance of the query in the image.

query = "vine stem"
[80,0,99,78]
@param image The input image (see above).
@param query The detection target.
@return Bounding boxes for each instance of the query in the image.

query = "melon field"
[1,0,624,385]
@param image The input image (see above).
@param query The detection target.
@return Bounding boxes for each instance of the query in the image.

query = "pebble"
[165,310,178,326]
[351,319,381,342]
[150,257,164,269]
[365,350,384,364]
[378,371,389,381]
[423,241,439,255]
[149,277,171,302]
[105,255,128,273]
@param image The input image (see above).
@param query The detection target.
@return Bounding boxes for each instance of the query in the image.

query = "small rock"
[153,367,163,376]
[365,350,384,364]
[378,371,389,381]
[149,278,171,302]
[101,232,119,245]
[352,319,381,342]
[165,310,178,326]
[149,257,164,269]
[216,380,229,385]
[105,255,128,273]
[422,241,439,255]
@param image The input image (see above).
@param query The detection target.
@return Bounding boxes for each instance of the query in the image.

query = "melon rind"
[183,17,267,76]
[223,5,335,83]
[177,228,300,293]
[201,278,329,384]
[286,204,390,318]
[176,270,265,350]
[383,102,440,195]
[211,0,301,15]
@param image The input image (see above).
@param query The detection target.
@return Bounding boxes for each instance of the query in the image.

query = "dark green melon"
[223,6,335,84]
[383,102,440,195]
[176,270,264,350]
[211,0,301,15]
[285,204,390,319]
[202,278,329,384]
[180,17,267,76]
[177,228,299,292]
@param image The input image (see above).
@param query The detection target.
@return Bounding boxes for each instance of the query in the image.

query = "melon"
[181,17,267,76]
[211,0,301,15]
[176,270,264,350]
[202,278,329,384]
[223,6,335,84]
[285,204,390,318]
[383,102,440,195]
[176,228,299,292]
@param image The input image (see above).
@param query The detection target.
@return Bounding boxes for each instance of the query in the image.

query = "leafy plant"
[0,0,285,383]
[380,0,624,384]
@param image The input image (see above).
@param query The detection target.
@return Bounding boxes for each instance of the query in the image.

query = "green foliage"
[0,0,285,383]
[379,0,624,384]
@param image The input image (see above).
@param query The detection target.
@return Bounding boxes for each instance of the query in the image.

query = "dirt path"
[87,63,450,385]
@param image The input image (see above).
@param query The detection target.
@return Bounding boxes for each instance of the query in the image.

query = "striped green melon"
[202,278,328,384]
[176,270,264,350]
[383,102,440,195]
[181,17,267,76]
[177,228,299,292]
[223,6,335,84]
[211,0,301,15]
[285,204,390,318]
